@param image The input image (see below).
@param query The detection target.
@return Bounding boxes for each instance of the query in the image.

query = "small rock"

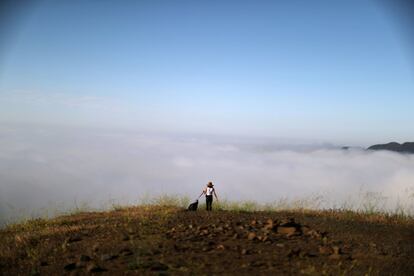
[151,249,161,255]
[149,261,169,271]
[305,251,318,258]
[121,233,130,241]
[329,253,341,260]
[241,249,251,255]
[68,234,82,243]
[79,255,91,262]
[101,254,117,261]
[332,246,341,255]
[92,243,100,252]
[263,219,275,231]
[250,260,266,267]
[319,246,333,255]
[287,248,301,258]
[279,219,302,231]
[216,244,225,250]
[277,226,299,236]
[302,226,311,233]
[247,232,257,240]
[208,241,216,246]
[119,248,134,256]
[63,263,77,271]
[306,229,321,239]
[86,263,106,273]
[275,243,284,248]
[76,261,87,268]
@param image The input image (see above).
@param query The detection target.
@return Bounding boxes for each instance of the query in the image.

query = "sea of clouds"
[1,124,414,225]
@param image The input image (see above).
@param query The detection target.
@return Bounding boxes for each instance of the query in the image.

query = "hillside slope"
[368,142,414,153]
[1,206,413,275]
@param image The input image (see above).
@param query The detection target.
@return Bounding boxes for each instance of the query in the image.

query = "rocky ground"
[1,205,413,275]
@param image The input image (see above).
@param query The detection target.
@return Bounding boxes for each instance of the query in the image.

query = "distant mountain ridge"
[367,142,414,153]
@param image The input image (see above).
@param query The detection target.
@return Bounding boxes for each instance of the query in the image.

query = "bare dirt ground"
[1,205,413,275]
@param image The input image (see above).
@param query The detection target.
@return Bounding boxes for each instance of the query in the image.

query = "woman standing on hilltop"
[199,182,219,211]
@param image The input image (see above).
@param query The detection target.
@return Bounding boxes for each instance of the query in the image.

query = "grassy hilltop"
[1,201,413,275]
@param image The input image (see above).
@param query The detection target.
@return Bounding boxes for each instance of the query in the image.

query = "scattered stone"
[287,248,301,258]
[241,249,251,255]
[279,218,302,228]
[332,246,341,255]
[319,246,333,255]
[76,261,87,268]
[100,254,118,261]
[263,219,275,230]
[92,243,100,252]
[86,263,107,273]
[329,253,341,260]
[63,262,77,271]
[149,261,169,271]
[119,248,134,256]
[151,249,161,255]
[305,251,318,258]
[68,234,82,243]
[250,260,266,267]
[328,246,342,259]
[121,233,130,241]
[79,255,91,262]
[277,226,299,237]
[215,226,224,233]
[208,241,216,246]
[247,232,257,240]
[302,225,311,232]
[275,243,284,248]
[306,229,321,239]
[216,244,225,250]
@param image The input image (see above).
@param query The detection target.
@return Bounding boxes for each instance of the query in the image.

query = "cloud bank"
[1,124,414,224]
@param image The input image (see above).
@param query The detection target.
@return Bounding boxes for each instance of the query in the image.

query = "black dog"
[187,200,198,211]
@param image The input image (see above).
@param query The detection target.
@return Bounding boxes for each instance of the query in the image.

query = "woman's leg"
[206,195,213,211]
[206,196,209,210]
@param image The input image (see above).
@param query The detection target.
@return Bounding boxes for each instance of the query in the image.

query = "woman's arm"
[198,189,206,198]
[213,189,218,201]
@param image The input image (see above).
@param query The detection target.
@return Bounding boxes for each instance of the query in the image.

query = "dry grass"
[2,193,413,230]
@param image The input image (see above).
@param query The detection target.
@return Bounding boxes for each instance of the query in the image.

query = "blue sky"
[0,0,413,144]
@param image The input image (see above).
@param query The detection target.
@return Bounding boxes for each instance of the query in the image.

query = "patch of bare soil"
[1,206,413,275]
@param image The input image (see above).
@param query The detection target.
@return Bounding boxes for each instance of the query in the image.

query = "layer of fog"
[1,124,413,225]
